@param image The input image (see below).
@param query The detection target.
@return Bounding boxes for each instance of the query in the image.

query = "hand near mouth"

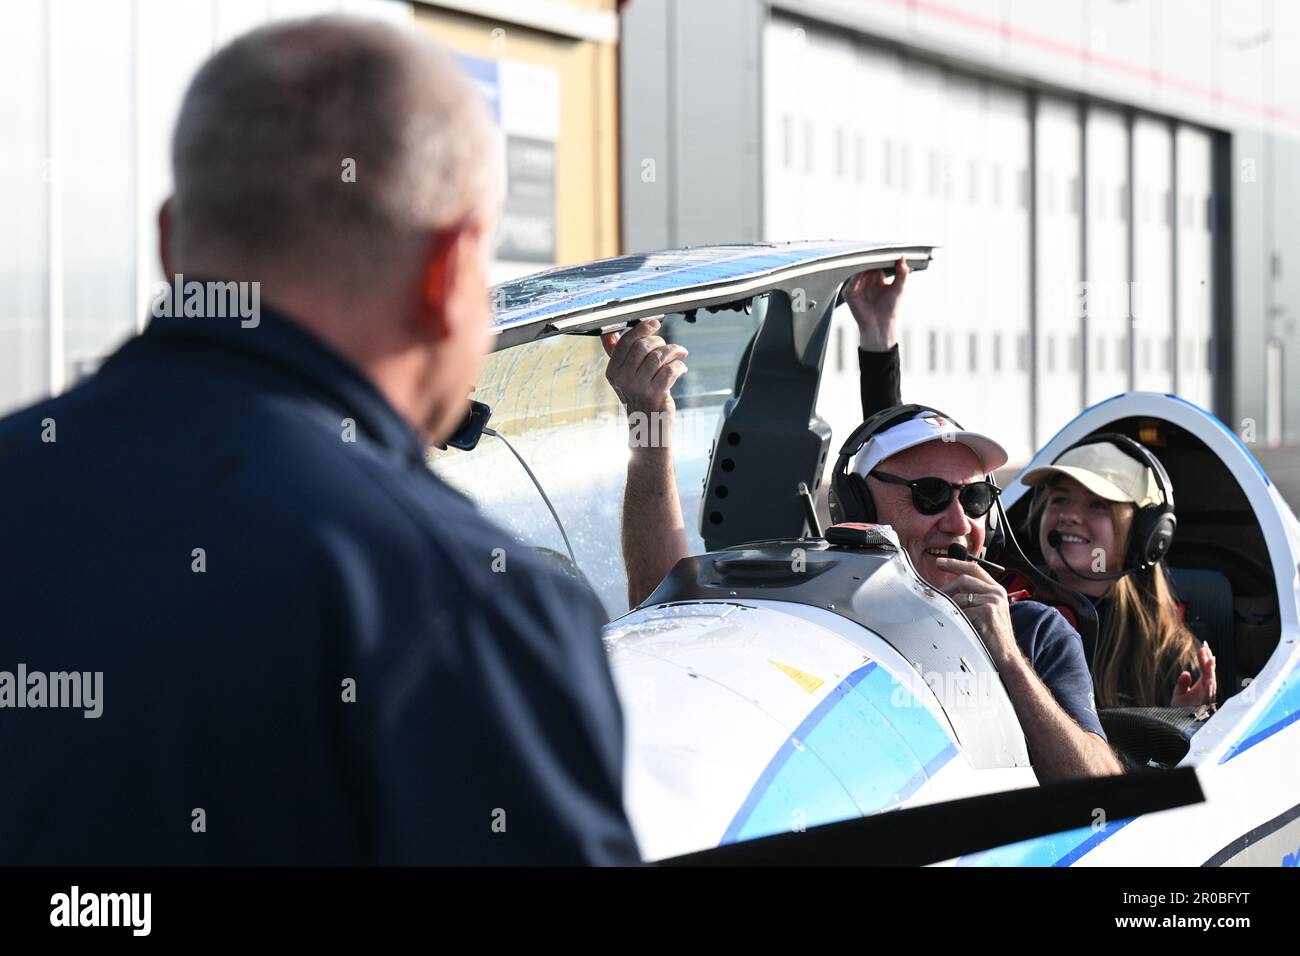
[934,555,1017,666]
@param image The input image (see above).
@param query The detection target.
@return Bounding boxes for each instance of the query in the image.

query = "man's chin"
[912,554,953,590]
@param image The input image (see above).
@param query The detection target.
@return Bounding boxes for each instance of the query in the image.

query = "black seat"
[1167,566,1238,701]
[1099,705,1213,769]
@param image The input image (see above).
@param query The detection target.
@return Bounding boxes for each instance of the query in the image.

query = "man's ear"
[418,220,476,342]
[158,198,176,277]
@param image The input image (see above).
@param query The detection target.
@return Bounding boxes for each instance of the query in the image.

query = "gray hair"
[170,15,497,289]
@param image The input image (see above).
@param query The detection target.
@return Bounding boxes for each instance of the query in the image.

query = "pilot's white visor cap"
[850,412,1010,479]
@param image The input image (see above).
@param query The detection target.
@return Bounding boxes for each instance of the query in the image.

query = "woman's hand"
[1171,642,1217,707]
[843,256,909,351]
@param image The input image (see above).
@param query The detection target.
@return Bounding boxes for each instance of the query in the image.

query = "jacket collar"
[116,297,429,464]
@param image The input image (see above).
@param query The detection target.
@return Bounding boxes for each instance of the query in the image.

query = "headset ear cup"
[831,471,875,524]
[1127,505,1177,572]
[1145,509,1177,568]
[987,501,1005,556]
[829,473,847,525]
[830,469,859,524]
[854,473,876,524]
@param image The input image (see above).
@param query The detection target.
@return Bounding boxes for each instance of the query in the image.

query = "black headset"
[1045,432,1177,574]
[828,403,1005,556]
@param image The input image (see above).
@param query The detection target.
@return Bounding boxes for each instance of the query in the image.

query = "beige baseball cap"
[1021,441,1163,508]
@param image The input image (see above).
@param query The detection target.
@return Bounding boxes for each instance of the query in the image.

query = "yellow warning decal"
[767,659,824,694]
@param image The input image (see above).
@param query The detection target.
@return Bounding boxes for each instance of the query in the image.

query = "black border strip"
[1202,799,1300,867]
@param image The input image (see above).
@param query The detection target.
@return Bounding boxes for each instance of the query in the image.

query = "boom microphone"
[946,543,1006,576]
[1046,530,1130,581]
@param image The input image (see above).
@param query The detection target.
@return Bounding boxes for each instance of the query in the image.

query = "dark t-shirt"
[0,306,641,865]
[857,348,1105,739]
[1010,601,1106,738]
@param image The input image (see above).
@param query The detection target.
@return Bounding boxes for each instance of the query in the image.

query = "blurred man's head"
[850,412,1008,588]
[163,15,501,442]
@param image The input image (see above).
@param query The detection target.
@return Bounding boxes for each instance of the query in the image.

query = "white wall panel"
[1133,117,1175,392]
[1083,105,1130,404]
[1176,125,1214,408]
[1083,0,1155,106]
[982,83,1032,461]
[0,0,51,412]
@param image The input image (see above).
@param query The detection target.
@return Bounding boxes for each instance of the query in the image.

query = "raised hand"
[600,317,688,417]
[843,256,909,351]
[1171,642,1218,708]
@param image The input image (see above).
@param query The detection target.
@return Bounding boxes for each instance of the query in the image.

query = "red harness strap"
[998,571,1078,630]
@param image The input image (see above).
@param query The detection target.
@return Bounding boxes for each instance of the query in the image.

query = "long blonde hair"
[1030,484,1198,708]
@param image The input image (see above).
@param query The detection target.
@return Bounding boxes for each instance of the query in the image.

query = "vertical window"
[968,332,978,372]
[1047,335,1056,372]
[1097,337,1106,372]
[835,326,844,373]
[928,330,938,372]
[993,333,1002,372]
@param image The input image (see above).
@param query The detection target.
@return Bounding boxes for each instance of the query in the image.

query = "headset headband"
[835,403,971,470]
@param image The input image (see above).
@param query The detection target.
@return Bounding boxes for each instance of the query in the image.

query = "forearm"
[621,444,688,609]
[997,654,1123,783]
[858,344,902,420]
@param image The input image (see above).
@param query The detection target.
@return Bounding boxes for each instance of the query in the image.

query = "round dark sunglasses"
[868,470,1001,518]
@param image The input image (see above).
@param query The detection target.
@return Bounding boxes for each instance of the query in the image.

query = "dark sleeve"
[1009,602,1107,740]
[349,531,642,865]
[858,345,902,420]
[446,569,642,865]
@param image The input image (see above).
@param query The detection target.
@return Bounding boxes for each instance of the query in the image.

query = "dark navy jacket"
[0,306,641,865]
